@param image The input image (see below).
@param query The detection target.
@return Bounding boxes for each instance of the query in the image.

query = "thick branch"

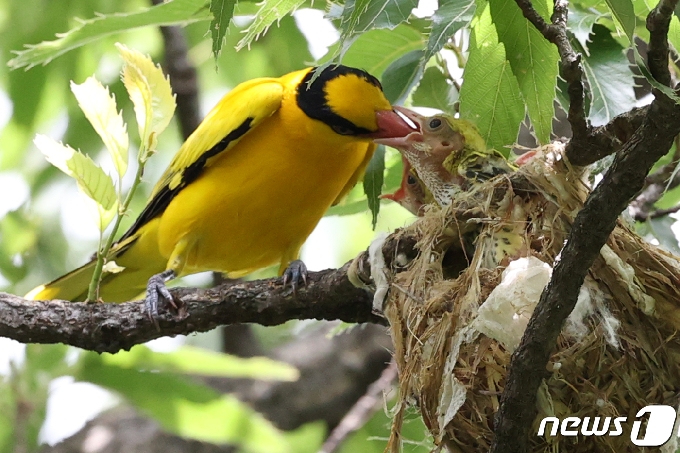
[490,89,680,453]
[1,264,383,353]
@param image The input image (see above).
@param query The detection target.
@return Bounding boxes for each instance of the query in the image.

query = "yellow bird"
[27,65,415,316]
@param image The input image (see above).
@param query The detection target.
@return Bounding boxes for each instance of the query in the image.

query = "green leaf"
[117,44,176,152]
[459,2,524,151]
[489,0,558,144]
[324,25,425,77]
[210,0,236,58]
[424,0,476,63]
[411,66,458,112]
[330,0,418,63]
[8,0,211,70]
[567,4,604,54]
[648,216,680,256]
[363,145,386,229]
[604,0,680,105]
[341,0,416,35]
[34,135,117,230]
[579,24,636,126]
[236,0,306,51]
[70,77,129,178]
[604,0,636,41]
[78,355,286,450]
[101,345,299,381]
[381,49,425,104]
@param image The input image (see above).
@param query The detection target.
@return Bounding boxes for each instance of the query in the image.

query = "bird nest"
[373,143,680,452]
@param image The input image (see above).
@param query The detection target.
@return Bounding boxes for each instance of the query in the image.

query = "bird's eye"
[331,125,355,135]
[407,175,417,185]
[428,118,442,129]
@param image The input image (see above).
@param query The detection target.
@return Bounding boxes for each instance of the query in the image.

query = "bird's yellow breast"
[155,98,372,275]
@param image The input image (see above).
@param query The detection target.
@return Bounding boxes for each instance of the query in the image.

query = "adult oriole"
[27,65,415,317]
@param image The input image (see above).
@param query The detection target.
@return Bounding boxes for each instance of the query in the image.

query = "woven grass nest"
[371,143,680,452]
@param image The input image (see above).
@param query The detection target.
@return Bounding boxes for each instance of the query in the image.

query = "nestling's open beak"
[364,107,419,139]
[380,157,410,202]
[372,106,424,147]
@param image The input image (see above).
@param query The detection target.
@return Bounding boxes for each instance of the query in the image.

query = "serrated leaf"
[236,0,306,50]
[101,345,299,381]
[210,0,236,58]
[322,25,424,77]
[341,0,417,33]
[78,356,286,450]
[489,0,557,144]
[579,24,636,126]
[328,0,418,64]
[117,43,176,152]
[364,145,386,229]
[424,0,476,63]
[8,0,211,70]
[459,3,524,151]
[381,49,425,104]
[70,77,129,178]
[34,134,117,230]
[604,0,636,40]
[567,4,604,55]
[412,66,458,112]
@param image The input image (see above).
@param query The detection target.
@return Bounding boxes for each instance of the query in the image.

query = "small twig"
[318,360,398,453]
[634,204,680,221]
[630,142,680,220]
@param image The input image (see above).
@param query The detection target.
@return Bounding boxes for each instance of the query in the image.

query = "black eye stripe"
[296,65,377,136]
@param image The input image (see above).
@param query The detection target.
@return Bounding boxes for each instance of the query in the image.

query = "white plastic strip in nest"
[368,232,389,312]
[472,256,620,351]
[437,326,477,436]
[600,244,655,315]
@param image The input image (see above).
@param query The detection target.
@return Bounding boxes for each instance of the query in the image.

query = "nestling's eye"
[407,175,417,185]
[428,118,442,129]
[331,125,355,135]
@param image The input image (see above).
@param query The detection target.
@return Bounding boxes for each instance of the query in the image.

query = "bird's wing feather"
[118,79,285,243]
[331,142,376,205]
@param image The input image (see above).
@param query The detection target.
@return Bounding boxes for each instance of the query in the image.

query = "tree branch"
[1,264,383,353]
[492,2,680,452]
[630,135,680,220]
[516,0,588,143]
[647,0,676,87]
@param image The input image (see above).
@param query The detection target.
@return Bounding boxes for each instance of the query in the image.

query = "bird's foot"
[282,260,308,294]
[145,269,177,329]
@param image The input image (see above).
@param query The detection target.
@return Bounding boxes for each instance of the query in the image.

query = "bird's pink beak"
[364,108,419,139]
[372,106,424,147]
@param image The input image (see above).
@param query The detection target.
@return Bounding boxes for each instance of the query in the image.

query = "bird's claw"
[282,260,308,294]
[144,269,177,330]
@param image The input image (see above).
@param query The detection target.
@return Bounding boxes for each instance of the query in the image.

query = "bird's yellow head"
[296,66,415,139]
